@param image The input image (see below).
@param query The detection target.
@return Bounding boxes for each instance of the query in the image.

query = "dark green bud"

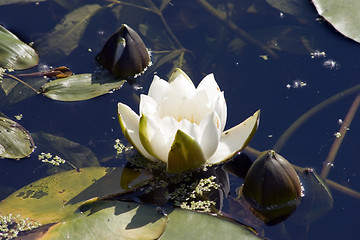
[241,150,302,225]
[96,24,151,78]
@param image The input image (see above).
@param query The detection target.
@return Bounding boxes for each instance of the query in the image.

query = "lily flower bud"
[241,150,302,225]
[96,24,151,78]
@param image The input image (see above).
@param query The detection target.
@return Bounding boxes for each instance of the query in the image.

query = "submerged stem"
[273,83,360,152]
[3,73,39,94]
[325,179,360,200]
[320,94,360,179]
[144,0,184,49]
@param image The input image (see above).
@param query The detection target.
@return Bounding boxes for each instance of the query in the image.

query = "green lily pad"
[19,200,261,240]
[0,0,46,6]
[312,0,360,43]
[0,167,150,225]
[0,117,35,159]
[159,208,261,240]
[0,165,259,239]
[39,73,126,101]
[0,25,39,70]
[23,200,168,240]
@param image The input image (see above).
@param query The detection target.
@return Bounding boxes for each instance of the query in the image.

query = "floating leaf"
[32,132,100,172]
[0,167,150,225]
[159,208,261,240]
[39,73,126,101]
[0,117,35,159]
[35,4,101,58]
[312,0,360,43]
[0,25,39,70]
[290,168,333,225]
[0,0,45,6]
[17,200,261,240]
[0,164,259,239]
[120,166,142,190]
[23,200,168,239]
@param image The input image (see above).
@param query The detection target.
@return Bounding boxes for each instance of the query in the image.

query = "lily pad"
[0,117,35,159]
[39,73,126,101]
[0,0,46,6]
[0,167,150,225]
[0,165,259,239]
[18,200,261,240]
[23,200,168,240]
[312,0,360,43]
[159,208,261,240]
[0,25,39,70]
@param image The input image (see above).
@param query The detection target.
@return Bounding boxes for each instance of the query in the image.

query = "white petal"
[139,94,158,116]
[178,119,201,142]
[140,113,169,162]
[157,75,196,120]
[207,110,260,164]
[214,92,227,132]
[159,116,179,151]
[170,70,196,90]
[117,103,156,161]
[197,73,222,100]
[199,112,221,159]
[147,75,169,104]
[189,89,212,123]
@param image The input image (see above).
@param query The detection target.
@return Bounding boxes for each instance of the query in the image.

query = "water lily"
[118,69,260,173]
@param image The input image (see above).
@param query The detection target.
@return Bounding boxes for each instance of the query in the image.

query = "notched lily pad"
[0,167,149,224]
[39,73,126,101]
[0,117,35,159]
[19,200,261,240]
[24,200,168,240]
[0,25,39,70]
[159,208,261,240]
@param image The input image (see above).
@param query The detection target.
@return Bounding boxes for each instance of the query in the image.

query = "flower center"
[175,114,200,125]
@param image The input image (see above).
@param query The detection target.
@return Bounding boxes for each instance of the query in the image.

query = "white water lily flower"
[118,68,260,173]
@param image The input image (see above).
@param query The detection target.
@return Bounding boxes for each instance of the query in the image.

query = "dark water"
[1,1,360,239]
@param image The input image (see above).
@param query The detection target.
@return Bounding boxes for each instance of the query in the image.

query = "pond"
[0,0,359,239]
